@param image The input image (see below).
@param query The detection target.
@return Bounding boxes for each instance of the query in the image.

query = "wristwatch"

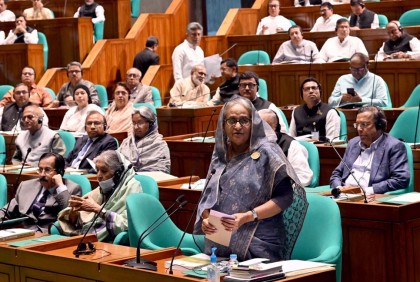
[251,209,258,222]
[99,209,107,219]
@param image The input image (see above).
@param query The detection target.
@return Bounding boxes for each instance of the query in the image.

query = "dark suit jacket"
[65,134,118,170]
[330,133,409,194]
[133,48,160,77]
[0,178,81,232]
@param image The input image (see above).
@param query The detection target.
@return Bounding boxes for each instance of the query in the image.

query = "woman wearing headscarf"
[195,97,308,261]
[118,106,171,173]
[105,82,134,133]
[57,150,142,242]
[59,84,104,132]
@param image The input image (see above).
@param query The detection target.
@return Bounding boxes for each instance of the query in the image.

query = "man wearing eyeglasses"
[0,84,49,131]
[49,61,99,108]
[256,0,291,35]
[290,77,340,141]
[310,2,342,32]
[65,111,117,172]
[125,68,153,105]
[12,105,65,166]
[328,52,388,108]
[238,71,287,132]
[330,106,409,195]
[168,64,210,107]
[0,66,52,108]
[0,153,81,232]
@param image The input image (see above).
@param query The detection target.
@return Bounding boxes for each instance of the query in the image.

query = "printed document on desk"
[206,210,235,246]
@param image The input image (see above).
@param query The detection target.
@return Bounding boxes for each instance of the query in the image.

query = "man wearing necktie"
[0,153,81,232]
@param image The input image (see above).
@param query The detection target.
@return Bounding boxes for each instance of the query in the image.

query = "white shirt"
[289,108,341,141]
[288,140,313,187]
[3,28,39,45]
[74,4,105,24]
[376,37,420,61]
[272,39,322,64]
[310,14,343,32]
[319,35,368,62]
[256,15,292,35]
[60,104,104,132]
[0,106,49,131]
[0,9,15,22]
[172,40,204,81]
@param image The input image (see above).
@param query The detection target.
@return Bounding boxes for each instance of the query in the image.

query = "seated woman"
[59,84,104,132]
[57,150,142,242]
[194,97,308,261]
[105,82,134,134]
[118,106,171,173]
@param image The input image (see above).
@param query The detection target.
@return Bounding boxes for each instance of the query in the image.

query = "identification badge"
[251,151,260,160]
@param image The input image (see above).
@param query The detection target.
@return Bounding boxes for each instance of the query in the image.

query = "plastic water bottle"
[228,253,239,273]
[207,247,220,282]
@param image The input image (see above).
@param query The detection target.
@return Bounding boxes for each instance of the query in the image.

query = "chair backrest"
[0,174,7,207]
[401,84,420,108]
[238,50,270,65]
[0,85,13,100]
[133,102,157,114]
[63,174,92,196]
[133,175,159,199]
[298,141,320,187]
[399,9,420,27]
[289,19,296,26]
[45,87,56,100]
[384,82,392,108]
[389,107,420,143]
[131,0,140,18]
[95,84,108,108]
[94,21,105,42]
[37,32,48,70]
[292,194,342,282]
[57,130,76,158]
[273,107,289,132]
[150,86,162,107]
[258,78,268,100]
[404,142,414,193]
[0,135,5,165]
[378,14,388,28]
[337,110,347,139]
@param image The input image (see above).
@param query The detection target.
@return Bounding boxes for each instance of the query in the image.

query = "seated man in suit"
[0,153,81,232]
[65,111,117,172]
[126,67,153,104]
[12,105,65,166]
[259,109,313,187]
[330,106,409,195]
[328,52,388,108]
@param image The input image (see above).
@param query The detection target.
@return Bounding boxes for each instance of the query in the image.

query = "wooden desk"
[157,106,221,137]
[237,62,420,108]
[0,18,93,69]
[2,134,17,165]
[0,44,43,85]
[337,199,420,282]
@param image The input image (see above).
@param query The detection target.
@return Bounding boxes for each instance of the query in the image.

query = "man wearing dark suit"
[132,36,160,79]
[330,106,409,195]
[0,153,81,232]
[65,111,117,172]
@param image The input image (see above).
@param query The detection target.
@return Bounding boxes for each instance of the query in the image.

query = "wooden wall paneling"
[142,65,174,103]
[0,44,43,85]
[37,69,70,93]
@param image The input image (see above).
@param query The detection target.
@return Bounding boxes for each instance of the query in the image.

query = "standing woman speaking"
[195,97,307,261]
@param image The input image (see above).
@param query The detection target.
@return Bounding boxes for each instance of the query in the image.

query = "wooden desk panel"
[0,44,43,85]
[237,63,420,108]
[0,18,93,68]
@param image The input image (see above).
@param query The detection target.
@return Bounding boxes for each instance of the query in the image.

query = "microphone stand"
[370,49,379,106]
[413,97,420,149]
[73,165,132,257]
[3,109,22,173]
[0,148,32,229]
[328,139,368,203]
[308,50,313,77]
[169,169,216,275]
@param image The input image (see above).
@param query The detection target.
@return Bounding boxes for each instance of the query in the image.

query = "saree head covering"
[194,97,308,261]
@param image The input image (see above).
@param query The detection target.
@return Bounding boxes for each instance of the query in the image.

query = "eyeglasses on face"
[68,70,81,74]
[22,72,34,76]
[37,167,56,174]
[239,83,257,89]
[303,86,319,92]
[127,73,140,78]
[133,121,148,127]
[115,91,128,96]
[268,4,279,8]
[353,122,372,129]
[350,66,366,73]
[225,117,251,127]
[21,115,37,121]
[15,90,29,95]
[86,121,103,127]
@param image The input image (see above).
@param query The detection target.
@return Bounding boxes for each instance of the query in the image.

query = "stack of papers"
[376,192,420,205]
[0,228,35,242]
[229,261,283,279]
[164,253,210,271]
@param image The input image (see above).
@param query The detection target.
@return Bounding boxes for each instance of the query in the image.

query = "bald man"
[125,68,153,104]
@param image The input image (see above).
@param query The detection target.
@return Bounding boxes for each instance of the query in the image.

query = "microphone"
[308,50,313,77]
[328,138,368,203]
[169,168,216,275]
[414,96,420,149]
[0,148,32,229]
[125,199,188,270]
[3,108,23,173]
[73,164,133,257]
[370,48,380,106]
[188,108,217,189]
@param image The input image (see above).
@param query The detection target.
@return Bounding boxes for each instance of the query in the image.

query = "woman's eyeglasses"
[225,117,251,127]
